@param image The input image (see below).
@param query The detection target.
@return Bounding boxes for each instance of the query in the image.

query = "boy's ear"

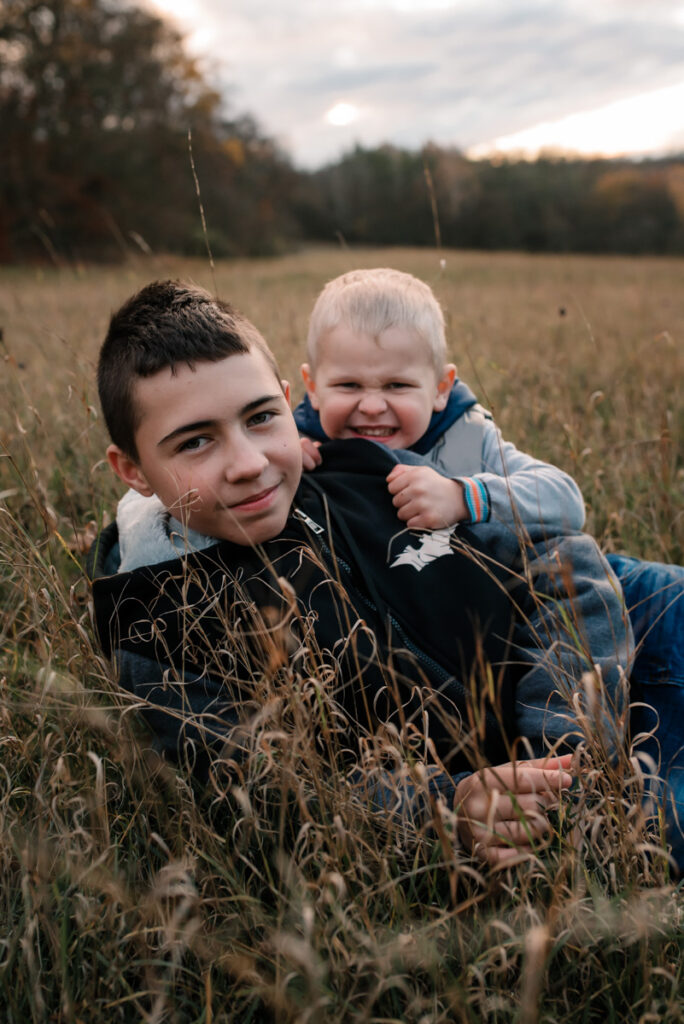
[300,363,319,409]
[106,444,155,498]
[281,379,291,405]
[433,363,457,411]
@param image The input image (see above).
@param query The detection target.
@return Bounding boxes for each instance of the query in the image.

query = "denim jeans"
[607,553,684,871]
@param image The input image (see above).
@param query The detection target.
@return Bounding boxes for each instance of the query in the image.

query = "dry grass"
[0,248,682,1022]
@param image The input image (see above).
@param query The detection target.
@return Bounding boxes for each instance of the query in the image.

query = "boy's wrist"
[456,476,491,524]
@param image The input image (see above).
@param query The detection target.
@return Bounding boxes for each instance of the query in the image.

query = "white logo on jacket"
[389,528,455,571]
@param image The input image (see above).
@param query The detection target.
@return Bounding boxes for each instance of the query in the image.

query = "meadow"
[0,247,682,1022]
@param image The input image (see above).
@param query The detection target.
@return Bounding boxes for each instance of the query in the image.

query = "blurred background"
[2,0,684,263]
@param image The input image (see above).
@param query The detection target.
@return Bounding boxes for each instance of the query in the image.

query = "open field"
[2,246,682,559]
[0,249,683,1022]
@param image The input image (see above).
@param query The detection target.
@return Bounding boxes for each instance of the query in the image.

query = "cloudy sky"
[149,0,684,168]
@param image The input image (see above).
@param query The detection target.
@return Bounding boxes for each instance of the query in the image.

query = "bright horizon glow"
[148,0,196,21]
[469,81,684,160]
[325,102,361,127]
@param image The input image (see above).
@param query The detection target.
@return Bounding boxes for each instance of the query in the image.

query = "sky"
[148,0,684,169]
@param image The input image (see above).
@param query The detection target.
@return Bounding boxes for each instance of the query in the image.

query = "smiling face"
[107,349,303,545]
[301,324,455,449]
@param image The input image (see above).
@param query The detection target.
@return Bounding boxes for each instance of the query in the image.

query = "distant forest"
[3,0,684,263]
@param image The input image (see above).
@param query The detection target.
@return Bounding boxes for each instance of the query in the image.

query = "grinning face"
[107,348,303,545]
[301,324,455,450]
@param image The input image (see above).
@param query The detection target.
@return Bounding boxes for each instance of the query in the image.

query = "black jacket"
[90,441,519,779]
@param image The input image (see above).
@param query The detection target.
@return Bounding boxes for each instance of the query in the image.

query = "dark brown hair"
[97,279,279,460]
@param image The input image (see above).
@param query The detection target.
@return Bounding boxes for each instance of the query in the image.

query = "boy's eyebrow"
[157,394,284,447]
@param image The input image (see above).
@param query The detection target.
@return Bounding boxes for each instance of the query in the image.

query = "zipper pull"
[292,508,325,534]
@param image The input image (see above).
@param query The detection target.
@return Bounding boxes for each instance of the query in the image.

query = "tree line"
[2,0,684,263]
[300,145,684,255]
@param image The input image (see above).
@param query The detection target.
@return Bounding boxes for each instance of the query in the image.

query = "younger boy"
[296,267,587,536]
[90,279,616,866]
[294,266,683,864]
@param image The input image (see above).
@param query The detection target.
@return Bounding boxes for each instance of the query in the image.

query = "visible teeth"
[353,427,395,436]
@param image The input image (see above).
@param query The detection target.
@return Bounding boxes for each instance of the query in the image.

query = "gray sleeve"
[349,764,467,825]
[477,421,586,535]
[511,533,632,760]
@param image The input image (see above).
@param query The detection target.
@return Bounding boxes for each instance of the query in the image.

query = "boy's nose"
[357,392,388,415]
[225,442,269,482]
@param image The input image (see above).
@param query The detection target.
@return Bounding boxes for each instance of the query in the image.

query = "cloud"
[152,0,684,167]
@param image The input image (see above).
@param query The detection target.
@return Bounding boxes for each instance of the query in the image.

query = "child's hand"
[454,754,574,864]
[300,437,322,471]
[386,464,468,529]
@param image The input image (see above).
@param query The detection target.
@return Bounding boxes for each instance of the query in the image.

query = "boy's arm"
[468,421,586,534]
[362,756,573,864]
[386,421,585,533]
[511,533,632,761]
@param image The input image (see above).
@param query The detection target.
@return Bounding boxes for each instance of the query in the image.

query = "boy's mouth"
[348,426,398,439]
[217,483,280,512]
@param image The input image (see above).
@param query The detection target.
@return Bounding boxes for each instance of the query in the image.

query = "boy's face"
[301,325,455,450]
[107,348,303,545]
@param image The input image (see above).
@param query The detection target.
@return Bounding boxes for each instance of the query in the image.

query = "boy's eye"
[178,435,210,453]
[248,409,276,427]
[386,382,412,390]
[336,382,360,390]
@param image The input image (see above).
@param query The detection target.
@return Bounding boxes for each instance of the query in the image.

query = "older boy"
[90,279,598,866]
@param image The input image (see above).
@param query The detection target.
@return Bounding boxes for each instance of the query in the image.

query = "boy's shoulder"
[422,402,492,478]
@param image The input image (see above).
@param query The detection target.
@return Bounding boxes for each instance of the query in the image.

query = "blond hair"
[307,268,447,373]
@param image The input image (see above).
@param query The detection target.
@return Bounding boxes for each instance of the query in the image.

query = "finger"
[499,767,573,794]
[473,774,569,806]
[497,793,558,819]
[386,464,408,484]
[477,821,550,848]
[394,495,430,519]
[466,791,557,822]
[396,500,430,523]
[516,753,574,771]
[397,505,423,524]
[542,753,574,770]
[511,792,561,815]
[498,816,552,842]
[485,844,538,865]
[406,513,440,529]
[470,815,552,850]
[470,834,537,864]
[390,485,414,507]
[300,440,322,468]
[387,477,408,497]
